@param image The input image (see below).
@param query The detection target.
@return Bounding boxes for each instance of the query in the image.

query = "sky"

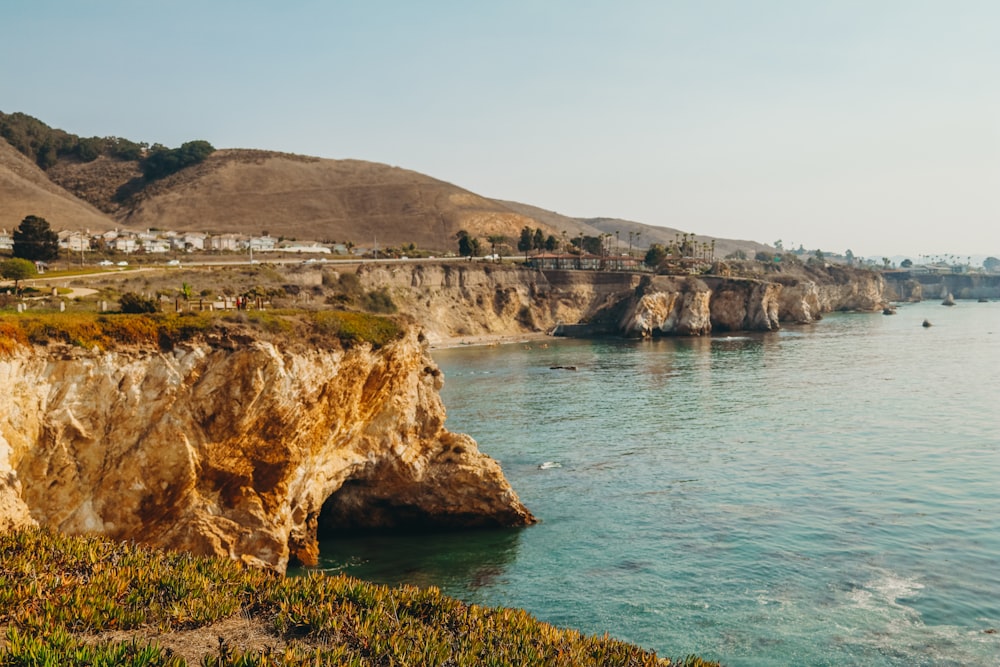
[3,0,998,259]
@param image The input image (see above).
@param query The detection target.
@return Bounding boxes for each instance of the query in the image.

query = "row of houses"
[51,229,337,255]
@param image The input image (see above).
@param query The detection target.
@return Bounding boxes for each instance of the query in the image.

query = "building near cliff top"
[208,233,245,251]
[249,235,277,251]
[527,253,643,271]
[279,242,332,254]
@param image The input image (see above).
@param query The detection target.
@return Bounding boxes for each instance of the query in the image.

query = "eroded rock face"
[354,263,641,343]
[0,329,534,572]
[706,278,782,332]
[349,263,884,341]
[620,276,713,337]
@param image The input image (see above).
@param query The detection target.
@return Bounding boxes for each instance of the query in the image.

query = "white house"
[248,235,277,251]
[0,229,14,251]
[170,233,207,252]
[143,239,170,253]
[208,234,245,251]
[279,242,332,254]
[113,236,139,254]
[58,231,91,252]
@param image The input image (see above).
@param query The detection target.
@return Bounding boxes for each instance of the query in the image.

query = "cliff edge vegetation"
[0,308,404,356]
[0,529,719,666]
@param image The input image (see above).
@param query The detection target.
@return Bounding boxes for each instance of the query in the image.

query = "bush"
[119,292,159,314]
[310,311,403,348]
[141,140,215,181]
[360,288,397,314]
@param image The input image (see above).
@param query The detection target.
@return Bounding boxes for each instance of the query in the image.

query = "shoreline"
[428,331,554,350]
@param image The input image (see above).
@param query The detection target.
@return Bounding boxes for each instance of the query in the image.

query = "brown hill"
[494,201,771,259]
[0,139,114,233]
[46,148,557,251]
[2,111,772,256]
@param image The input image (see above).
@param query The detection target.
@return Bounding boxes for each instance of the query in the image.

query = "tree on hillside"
[644,244,668,269]
[13,215,59,261]
[572,235,602,255]
[532,228,545,253]
[0,257,37,293]
[984,257,1000,272]
[544,234,559,252]
[141,140,215,181]
[456,230,481,258]
[517,226,533,260]
[0,112,150,168]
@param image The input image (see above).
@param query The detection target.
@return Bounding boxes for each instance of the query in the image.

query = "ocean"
[313,300,1000,666]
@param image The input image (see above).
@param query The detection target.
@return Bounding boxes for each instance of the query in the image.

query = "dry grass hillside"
[0,140,114,233]
[2,112,772,257]
[51,148,558,251]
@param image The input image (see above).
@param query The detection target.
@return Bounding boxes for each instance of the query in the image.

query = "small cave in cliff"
[317,478,496,538]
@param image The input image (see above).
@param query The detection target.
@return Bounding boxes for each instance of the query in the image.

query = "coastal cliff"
[352,262,886,340]
[0,324,534,572]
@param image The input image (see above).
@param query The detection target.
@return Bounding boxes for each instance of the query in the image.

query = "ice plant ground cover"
[0,529,718,666]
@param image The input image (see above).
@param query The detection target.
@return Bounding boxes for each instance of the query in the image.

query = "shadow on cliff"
[303,527,525,594]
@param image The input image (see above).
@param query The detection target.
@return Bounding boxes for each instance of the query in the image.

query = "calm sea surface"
[313,300,1000,666]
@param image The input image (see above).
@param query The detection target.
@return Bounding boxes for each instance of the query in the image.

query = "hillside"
[0,139,114,232]
[113,149,555,248]
[495,200,772,259]
[1,111,770,256]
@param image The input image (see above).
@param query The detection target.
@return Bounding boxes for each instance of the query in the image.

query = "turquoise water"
[314,301,1000,666]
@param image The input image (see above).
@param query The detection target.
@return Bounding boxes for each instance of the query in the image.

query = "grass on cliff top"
[0,529,720,667]
[0,309,404,356]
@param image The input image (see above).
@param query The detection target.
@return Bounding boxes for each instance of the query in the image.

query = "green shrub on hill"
[119,292,160,314]
[0,111,211,180]
[0,111,148,168]
[0,309,404,355]
[141,140,215,181]
[310,310,403,348]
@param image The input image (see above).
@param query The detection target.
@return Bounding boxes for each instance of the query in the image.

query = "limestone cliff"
[0,327,534,572]
[354,262,640,343]
[349,262,885,340]
[619,276,715,337]
[883,271,1000,301]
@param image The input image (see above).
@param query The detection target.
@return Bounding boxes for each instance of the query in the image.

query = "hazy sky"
[4,1,998,258]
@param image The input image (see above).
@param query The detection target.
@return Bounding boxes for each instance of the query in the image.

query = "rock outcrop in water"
[617,276,779,337]
[0,326,534,572]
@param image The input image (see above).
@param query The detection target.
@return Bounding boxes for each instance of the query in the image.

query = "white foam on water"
[833,569,1000,664]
